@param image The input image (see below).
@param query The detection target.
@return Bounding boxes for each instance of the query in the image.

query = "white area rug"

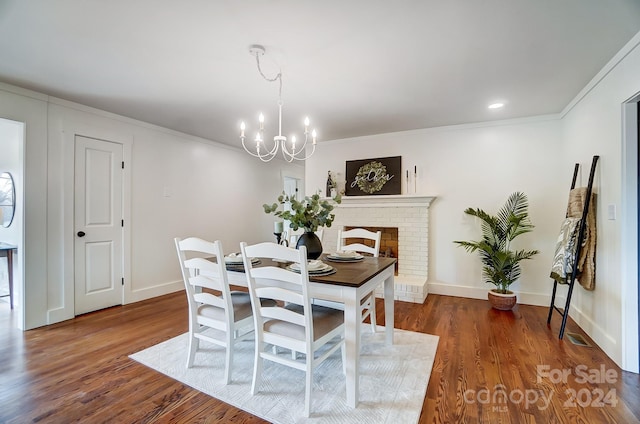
[130,327,438,424]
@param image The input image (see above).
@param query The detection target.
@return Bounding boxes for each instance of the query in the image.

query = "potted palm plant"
[454,192,539,310]
[264,192,341,259]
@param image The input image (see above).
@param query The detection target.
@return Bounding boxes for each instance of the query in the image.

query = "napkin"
[224,253,244,263]
[291,260,326,271]
[334,250,359,258]
[307,260,325,270]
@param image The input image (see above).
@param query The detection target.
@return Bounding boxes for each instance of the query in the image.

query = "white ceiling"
[1,1,640,147]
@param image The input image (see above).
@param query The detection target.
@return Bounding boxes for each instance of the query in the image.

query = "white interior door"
[74,135,123,315]
[283,176,299,200]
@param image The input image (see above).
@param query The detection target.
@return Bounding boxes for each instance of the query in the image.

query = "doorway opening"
[0,117,25,330]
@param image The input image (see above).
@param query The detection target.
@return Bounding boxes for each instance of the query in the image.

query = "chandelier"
[240,45,317,162]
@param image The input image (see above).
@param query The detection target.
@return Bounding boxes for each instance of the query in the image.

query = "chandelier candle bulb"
[240,122,245,137]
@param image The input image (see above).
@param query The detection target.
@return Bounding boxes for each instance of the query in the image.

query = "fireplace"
[344,226,399,274]
[323,195,436,303]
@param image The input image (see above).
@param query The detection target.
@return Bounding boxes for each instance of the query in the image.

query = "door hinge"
[122,277,124,286]
[121,161,124,169]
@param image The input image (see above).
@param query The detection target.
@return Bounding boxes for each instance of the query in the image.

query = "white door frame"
[0,117,25,329]
[621,96,639,373]
[73,135,124,314]
[53,125,132,324]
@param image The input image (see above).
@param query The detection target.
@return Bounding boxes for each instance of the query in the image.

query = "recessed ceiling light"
[488,103,504,109]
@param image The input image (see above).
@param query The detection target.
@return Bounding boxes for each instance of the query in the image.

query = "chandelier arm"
[241,136,279,160]
[241,137,263,158]
[281,137,305,157]
[265,138,280,156]
[257,151,278,162]
[281,138,316,161]
[291,143,317,161]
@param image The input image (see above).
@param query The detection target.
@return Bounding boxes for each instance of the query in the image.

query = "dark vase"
[296,232,323,260]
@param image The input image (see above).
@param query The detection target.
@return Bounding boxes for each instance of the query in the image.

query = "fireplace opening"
[344,226,399,275]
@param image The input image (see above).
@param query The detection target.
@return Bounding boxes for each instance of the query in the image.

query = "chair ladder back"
[175,237,235,324]
[337,228,382,257]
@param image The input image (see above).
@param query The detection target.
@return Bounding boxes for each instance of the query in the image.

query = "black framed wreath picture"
[345,156,401,196]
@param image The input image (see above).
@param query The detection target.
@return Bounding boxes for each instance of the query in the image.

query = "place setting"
[286,259,336,276]
[325,250,365,263]
[223,252,260,271]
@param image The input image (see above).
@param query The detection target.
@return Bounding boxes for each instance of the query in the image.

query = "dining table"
[225,252,397,408]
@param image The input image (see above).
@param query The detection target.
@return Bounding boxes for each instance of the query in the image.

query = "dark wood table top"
[307,254,396,288]
[228,253,396,289]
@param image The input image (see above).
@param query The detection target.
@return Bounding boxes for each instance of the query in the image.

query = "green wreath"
[356,161,388,193]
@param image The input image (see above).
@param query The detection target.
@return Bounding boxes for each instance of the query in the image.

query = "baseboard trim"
[427,282,551,307]
[126,280,184,304]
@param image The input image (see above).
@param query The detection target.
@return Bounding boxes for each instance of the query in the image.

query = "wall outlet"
[607,204,616,220]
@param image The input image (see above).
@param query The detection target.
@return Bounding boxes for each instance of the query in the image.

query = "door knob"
[77,231,86,237]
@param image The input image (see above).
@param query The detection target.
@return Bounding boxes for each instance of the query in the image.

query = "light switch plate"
[607,204,616,220]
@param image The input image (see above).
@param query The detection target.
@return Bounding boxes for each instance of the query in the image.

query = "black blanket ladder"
[547,155,599,339]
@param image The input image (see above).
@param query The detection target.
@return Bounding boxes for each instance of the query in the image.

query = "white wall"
[0,82,303,329]
[0,84,48,330]
[307,117,566,306]
[560,34,640,370]
[306,34,640,371]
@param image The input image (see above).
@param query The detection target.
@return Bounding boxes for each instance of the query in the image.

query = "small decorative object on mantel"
[263,192,342,259]
[453,192,539,311]
[345,156,401,196]
[406,165,418,194]
[325,171,336,197]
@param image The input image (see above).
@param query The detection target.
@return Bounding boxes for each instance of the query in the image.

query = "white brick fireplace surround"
[322,195,436,303]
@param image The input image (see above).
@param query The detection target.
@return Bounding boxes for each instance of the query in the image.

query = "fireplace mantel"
[336,195,436,208]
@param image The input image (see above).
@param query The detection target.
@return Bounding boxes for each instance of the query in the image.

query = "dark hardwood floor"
[1,293,639,423]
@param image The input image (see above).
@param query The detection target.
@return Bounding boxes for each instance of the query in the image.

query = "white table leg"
[384,273,395,345]
[343,291,360,408]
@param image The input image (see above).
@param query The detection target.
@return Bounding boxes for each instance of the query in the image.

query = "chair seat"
[199,291,252,322]
[264,304,344,341]
[199,292,277,323]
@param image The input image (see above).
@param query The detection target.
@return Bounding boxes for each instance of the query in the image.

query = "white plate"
[326,255,364,263]
[287,260,331,272]
[287,264,336,275]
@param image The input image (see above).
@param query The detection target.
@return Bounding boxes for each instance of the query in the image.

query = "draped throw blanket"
[550,217,581,284]
[549,187,597,290]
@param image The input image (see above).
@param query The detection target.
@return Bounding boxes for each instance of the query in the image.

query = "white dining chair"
[337,228,382,332]
[240,241,345,417]
[174,237,261,384]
